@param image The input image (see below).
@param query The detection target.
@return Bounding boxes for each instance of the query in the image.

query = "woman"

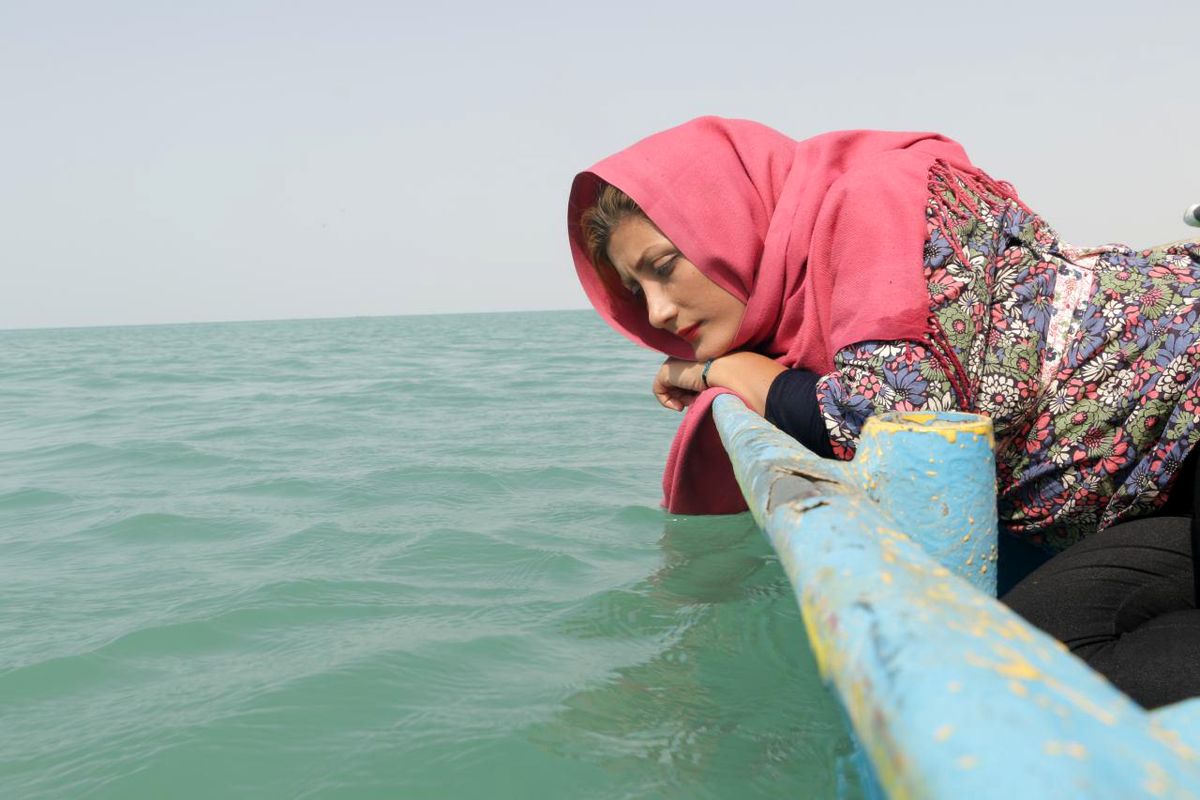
[568,116,1200,707]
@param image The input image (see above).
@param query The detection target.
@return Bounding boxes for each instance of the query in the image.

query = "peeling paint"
[1143,761,1169,796]
[864,409,996,448]
[711,395,1200,798]
[1148,724,1199,761]
[1043,740,1089,759]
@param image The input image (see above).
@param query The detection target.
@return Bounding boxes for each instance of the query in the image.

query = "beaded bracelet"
[701,359,714,389]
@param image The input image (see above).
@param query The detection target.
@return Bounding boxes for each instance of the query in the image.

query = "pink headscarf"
[567,117,974,514]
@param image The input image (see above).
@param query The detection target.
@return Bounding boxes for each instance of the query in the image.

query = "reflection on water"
[535,515,867,799]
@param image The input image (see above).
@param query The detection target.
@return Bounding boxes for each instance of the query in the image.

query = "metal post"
[853,411,999,595]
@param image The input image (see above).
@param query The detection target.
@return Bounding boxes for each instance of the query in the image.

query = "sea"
[0,310,867,799]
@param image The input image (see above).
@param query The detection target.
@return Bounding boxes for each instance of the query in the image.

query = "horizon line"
[0,306,595,335]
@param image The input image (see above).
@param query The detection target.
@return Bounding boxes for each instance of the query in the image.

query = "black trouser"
[1002,517,1200,709]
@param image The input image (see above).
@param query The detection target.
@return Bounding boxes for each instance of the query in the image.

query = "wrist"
[702,352,750,389]
[701,352,787,416]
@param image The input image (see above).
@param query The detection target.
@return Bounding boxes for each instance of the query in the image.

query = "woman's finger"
[654,358,705,411]
[675,389,699,408]
[653,375,680,410]
[654,383,698,412]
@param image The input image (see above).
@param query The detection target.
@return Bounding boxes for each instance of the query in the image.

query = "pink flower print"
[859,374,882,399]
[1149,262,1195,282]
[929,277,954,306]
[1082,427,1107,453]
[1025,413,1054,453]
[1098,439,1131,475]
[898,346,924,368]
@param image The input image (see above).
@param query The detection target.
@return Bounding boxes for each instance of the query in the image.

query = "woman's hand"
[653,357,707,411]
[652,353,788,415]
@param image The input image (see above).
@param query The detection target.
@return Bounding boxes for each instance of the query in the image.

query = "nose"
[643,285,678,330]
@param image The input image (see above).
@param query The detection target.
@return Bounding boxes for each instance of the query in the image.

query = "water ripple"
[0,313,861,799]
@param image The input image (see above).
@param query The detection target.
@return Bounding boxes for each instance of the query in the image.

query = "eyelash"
[653,255,678,278]
[627,254,677,296]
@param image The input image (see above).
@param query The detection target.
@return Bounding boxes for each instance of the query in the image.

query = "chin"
[694,339,730,362]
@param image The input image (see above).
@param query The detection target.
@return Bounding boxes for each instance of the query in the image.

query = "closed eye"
[622,251,677,298]
[652,254,678,278]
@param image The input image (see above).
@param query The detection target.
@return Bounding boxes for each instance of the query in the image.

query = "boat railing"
[712,393,1200,798]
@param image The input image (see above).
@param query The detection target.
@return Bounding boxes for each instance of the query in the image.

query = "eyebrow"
[611,248,645,288]
[611,238,672,291]
[634,246,660,272]
[623,245,667,281]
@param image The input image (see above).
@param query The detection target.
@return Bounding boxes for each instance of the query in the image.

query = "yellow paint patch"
[934,724,954,742]
[1143,761,1169,796]
[799,595,834,679]
[993,652,1041,680]
[862,410,995,447]
[1044,740,1088,759]
[1009,681,1028,697]
[1148,725,1197,760]
[876,526,911,542]
[957,755,979,769]
[925,583,956,602]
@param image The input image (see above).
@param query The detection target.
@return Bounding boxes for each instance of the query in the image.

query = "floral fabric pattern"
[816,171,1200,551]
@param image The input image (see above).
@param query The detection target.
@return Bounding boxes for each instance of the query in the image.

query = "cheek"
[717,292,746,324]
[678,263,744,323]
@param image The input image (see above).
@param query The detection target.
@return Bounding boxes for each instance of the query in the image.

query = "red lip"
[676,323,701,343]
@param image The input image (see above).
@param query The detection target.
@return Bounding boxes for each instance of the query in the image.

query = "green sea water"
[0,311,864,798]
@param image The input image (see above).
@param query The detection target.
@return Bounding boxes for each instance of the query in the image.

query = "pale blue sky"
[2,0,1197,329]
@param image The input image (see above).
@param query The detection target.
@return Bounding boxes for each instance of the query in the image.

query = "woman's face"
[606,215,746,361]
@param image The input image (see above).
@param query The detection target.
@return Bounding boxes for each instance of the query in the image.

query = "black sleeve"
[764,369,835,458]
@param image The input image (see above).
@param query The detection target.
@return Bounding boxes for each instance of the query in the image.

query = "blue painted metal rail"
[711,394,1200,798]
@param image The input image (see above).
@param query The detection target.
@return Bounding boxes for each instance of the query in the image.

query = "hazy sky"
[2,0,1197,329]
